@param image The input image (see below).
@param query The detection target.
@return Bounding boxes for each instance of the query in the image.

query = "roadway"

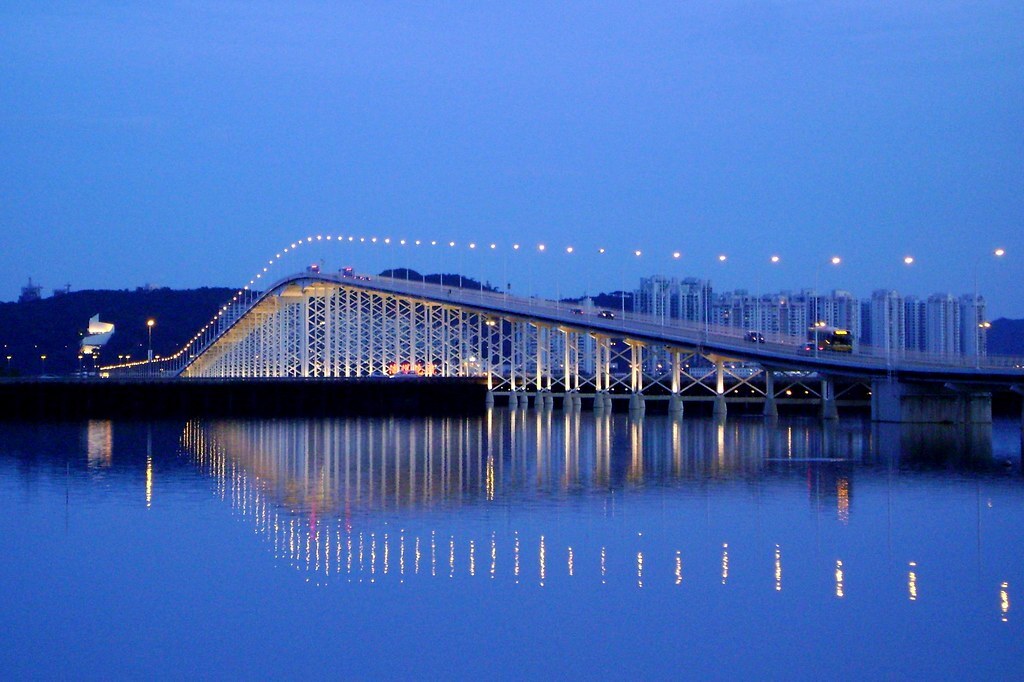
[275,272,1024,385]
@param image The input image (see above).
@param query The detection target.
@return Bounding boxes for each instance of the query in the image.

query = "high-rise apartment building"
[869,290,905,355]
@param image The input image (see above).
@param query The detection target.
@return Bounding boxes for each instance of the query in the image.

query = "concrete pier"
[821,378,839,420]
[668,393,684,417]
[763,371,778,418]
[713,395,727,420]
[871,380,992,424]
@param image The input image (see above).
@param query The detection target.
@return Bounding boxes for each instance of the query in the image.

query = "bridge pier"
[628,392,645,414]
[713,357,727,420]
[668,393,684,417]
[821,378,839,420]
[763,370,778,418]
[871,380,992,424]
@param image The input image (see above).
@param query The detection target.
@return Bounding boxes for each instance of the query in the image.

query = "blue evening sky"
[1,2,1022,315]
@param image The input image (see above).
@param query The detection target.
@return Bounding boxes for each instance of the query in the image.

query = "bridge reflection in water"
[177,411,1015,613]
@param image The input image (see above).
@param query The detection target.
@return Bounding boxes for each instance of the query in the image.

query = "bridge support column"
[871,380,992,424]
[763,370,778,418]
[713,357,727,420]
[821,378,839,420]
[542,391,554,410]
[485,390,495,408]
[668,393,684,417]
[592,391,605,412]
[629,392,645,414]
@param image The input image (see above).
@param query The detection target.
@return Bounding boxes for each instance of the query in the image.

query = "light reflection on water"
[177,413,1020,599]
[1,411,1022,677]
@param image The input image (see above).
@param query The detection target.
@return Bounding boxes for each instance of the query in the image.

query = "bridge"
[99,263,1024,425]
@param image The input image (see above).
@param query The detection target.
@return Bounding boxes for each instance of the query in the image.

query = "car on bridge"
[598,310,616,320]
[745,331,765,344]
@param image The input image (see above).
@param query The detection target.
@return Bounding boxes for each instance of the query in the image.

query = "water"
[1,412,1022,679]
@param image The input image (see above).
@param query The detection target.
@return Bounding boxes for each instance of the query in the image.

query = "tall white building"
[869,290,905,355]
[904,296,927,353]
[777,291,812,339]
[634,276,711,324]
[925,294,961,356]
[812,290,861,343]
[635,275,677,323]
[959,294,987,358]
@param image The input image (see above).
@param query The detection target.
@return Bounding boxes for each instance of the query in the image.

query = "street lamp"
[40,354,47,376]
[759,255,782,341]
[147,319,156,361]
[972,248,1005,368]
[813,256,842,357]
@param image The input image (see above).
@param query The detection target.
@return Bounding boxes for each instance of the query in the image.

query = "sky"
[1,2,1022,315]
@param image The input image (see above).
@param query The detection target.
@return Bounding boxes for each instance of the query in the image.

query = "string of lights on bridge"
[97,233,1006,372]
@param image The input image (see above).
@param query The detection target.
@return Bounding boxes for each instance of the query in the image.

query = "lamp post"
[901,254,917,360]
[973,248,1005,368]
[627,250,642,318]
[5,355,10,373]
[758,255,781,342]
[812,256,841,357]
[40,355,47,376]
[147,319,155,361]
[703,255,727,342]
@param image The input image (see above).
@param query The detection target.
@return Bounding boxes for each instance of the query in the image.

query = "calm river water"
[1,411,1022,679]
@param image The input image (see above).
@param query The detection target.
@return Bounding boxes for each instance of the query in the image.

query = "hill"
[0,287,237,376]
[988,318,1024,356]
